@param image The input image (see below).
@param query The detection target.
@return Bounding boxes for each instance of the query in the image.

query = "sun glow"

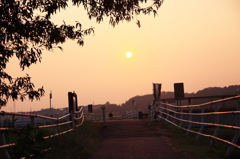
[126,52,132,58]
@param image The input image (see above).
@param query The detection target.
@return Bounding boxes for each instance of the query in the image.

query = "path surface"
[88,120,193,159]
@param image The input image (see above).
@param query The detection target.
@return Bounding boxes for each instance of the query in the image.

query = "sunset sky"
[3,0,240,112]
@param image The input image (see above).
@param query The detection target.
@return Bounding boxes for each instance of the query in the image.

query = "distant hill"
[194,85,240,96]
[89,85,240,115]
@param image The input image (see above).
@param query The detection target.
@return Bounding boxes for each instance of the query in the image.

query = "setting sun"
[126,52,132,58]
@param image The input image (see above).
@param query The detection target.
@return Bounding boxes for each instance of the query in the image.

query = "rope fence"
[156,95,240,157]
[0,106,85,159]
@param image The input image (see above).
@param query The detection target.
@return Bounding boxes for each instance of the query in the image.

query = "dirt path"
[88,120,193,159]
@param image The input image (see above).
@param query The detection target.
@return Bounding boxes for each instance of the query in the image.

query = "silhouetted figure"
[109,112,113,120]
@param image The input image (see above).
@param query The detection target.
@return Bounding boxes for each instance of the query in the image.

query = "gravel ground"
[88,120,194,159]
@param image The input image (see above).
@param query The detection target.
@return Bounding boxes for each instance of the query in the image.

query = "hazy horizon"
[2,0,240,112]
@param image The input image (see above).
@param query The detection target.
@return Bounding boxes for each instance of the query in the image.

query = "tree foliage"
[0,0,163,108]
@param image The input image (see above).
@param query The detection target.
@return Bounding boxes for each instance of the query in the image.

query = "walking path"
[88,120,194,159]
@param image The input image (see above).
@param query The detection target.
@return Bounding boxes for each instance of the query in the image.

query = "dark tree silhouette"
[0,0,164,107]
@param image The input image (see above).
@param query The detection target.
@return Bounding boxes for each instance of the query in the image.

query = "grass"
[3,118,240,159]
[1,120,102,159]
[158,121,240,159]
[43,120,102,159]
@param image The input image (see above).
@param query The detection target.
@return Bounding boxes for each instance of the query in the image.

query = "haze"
[3,0,240,112]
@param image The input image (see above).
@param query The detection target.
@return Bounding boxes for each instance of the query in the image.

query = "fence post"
[0,116,10,159]
[76,107,80,125]
[137,110,139,120]
[210,102,219,146]
[186,107,192,136]
[166,104,169,122]
[52,118,57,135]
[173,108,177,124]
[30,116,37,136]
[12,115,16,128]
[80,107,83,123]
[44,118,47,126]
[71,111,75,129]
[225,97,240,157]
[102,106,106,128]
[158,103,162,122]
[173,101,178,124]
[148,104,151,126]
[196,105,205,140]
[66,113,71,130]
[151,103,156,120]
[179,107,183,127]
[21,116,24,127]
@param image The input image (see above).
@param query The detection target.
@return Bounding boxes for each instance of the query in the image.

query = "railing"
[0,106,85,159]
[84,114,102,121]
[124,110,140,119]
[156,95,240,157]
[84,110,140,121]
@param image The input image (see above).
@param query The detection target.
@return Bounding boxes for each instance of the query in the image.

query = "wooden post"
[30,116,37,136]
[225,98,240,157]
[21,116,24,127]
[52,119,57,134]
[71,111,75,129]
[173,100,181,124]
[151,103,157,120]
[186,107,192,136]
[196,105,205,140]
[44,118,47,125]
[166,104,169,122]
[76,108,80,126]
[173,100,177,124]
[68,92,74,121]
[68,91,78,126]
[148,104,151,126]
[0,116,10,159]
[179,107,183,127]
[158,103,163,122]
[78,107,82,125]
[12,115,16,128]
[210,102,220,146]
[102,106,106,128]
[67,114,71,130]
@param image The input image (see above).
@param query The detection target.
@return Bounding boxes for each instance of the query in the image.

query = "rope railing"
[0,107,85,159]
[124,110,139,119]
[84,114,102,121]
[156,95,240,157]
[160,110,240,130]
[84,110,140,121]
[158,115,240,149]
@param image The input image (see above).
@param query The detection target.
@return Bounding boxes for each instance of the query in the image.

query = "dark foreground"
[88,120,193,159]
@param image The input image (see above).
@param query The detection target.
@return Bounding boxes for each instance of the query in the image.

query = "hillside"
[88,85,240,115]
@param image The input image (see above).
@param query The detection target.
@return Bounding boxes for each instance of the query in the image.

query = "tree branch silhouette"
[0,0,164,107]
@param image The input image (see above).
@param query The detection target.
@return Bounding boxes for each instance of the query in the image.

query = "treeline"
[91,85,240,115]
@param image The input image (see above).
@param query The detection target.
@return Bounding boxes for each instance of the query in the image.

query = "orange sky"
[3,0,240,112]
